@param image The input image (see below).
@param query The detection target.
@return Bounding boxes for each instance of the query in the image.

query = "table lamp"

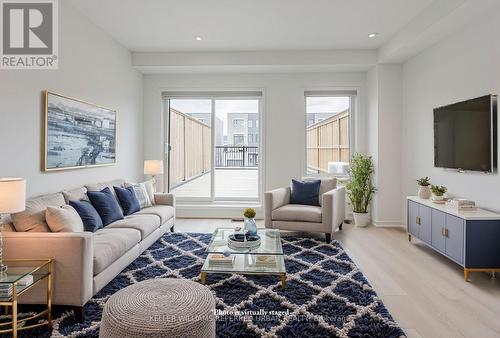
[144,160,164,192]
[0,178,26,274]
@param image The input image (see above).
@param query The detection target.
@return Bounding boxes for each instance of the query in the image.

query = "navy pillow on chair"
[290,179,321,206]
[114,186,140,216]
[69,200,103,232]
[87,187,124,226]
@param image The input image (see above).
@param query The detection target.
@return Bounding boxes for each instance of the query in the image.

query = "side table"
[0,259,53,337]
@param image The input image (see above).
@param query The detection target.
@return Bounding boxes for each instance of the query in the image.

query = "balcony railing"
[215,146,258,168]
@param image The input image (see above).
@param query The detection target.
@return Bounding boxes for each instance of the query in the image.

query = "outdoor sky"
[170,97,349,135]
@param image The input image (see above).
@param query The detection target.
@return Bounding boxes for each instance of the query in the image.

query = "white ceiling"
[68,0,434,52]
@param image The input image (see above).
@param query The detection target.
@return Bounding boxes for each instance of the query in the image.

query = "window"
[233,119,244,128]
[165,93,262,202]
[233,134,244,145]
[248,120,253,128]
[305,91,355,175]
[255,120,259,128]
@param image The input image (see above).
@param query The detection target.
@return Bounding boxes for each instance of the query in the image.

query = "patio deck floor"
[170,169,258,199]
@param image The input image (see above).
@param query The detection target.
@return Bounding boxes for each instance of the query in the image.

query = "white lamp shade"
[144,160,164,175]
[0,178,26,214]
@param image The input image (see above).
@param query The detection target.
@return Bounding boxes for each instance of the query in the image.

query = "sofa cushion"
[135,205,174,223]
[69,200,103,232]
[114,186,140,216]
[62,187,88,204]
[302,177,337,206]
[125,180,155,206]
[11,192,65,232]
[86,179,125,193]
[290,179,321,206]
[106,214,160,240]
[302,177,337,195]
[272,204,322,223]
[46,205,84,232]
[93,228,141,275]
[127,183,152,209]
[87,187,124,226]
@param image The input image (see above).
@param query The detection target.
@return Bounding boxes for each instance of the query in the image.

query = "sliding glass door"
[165,93,261,202]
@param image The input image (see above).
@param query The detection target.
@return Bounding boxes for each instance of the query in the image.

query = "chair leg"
[170,225,175,232]
[73,306,85,323]
[325,233,331,244]
[339,223,343,230]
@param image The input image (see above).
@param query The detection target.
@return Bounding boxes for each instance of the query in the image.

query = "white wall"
[402,11,500,211]
[366,65,403,225]
[377,65,403,224]
[366,67,379,221]
[0,2,143,197]
[143,72,366,214]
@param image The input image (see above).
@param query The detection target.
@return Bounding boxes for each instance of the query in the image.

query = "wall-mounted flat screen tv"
[434,95,497,172]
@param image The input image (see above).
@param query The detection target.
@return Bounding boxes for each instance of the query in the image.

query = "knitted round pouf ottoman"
[99,278,216,338]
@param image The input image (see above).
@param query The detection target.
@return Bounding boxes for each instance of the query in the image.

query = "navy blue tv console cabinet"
[407,196,500,281]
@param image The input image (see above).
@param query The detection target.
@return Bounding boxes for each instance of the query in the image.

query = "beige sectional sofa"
[3,179,175,314]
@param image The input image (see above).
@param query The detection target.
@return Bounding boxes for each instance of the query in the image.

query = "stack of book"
[18,275,34,287]
[0,284,12,298]
[255,255,277,267]
[447,199,477,211]
[208,254,235,267]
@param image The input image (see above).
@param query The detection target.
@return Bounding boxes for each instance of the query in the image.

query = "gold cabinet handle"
[416,216,421,225]
[445,228,449,237]
[441,227,445,236]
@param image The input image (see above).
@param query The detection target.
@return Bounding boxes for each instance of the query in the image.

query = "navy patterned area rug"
[10,232,405,338]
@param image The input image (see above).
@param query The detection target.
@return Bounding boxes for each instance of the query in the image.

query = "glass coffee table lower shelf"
[0,259,53,338]
[200,228,287,288]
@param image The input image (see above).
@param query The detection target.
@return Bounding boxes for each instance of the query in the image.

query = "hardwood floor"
[175,219,500,338]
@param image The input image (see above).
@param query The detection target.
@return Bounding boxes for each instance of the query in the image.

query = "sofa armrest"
[264,187,291,228]
[154,193,175,207]
[3,231,94,307]
[321,186,346,233]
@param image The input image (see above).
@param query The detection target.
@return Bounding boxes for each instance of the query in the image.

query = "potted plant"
[416,176,431,199]
[346,153,376,227]
[243,208,257,236]
[431,185,447,201]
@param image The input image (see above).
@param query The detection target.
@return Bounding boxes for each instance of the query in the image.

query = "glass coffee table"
[0,259,53,338]
[201,228,287,288]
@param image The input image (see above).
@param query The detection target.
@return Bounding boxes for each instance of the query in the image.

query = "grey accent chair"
[264,177,345,243]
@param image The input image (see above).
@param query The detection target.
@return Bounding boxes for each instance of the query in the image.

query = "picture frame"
[43,91,117,171]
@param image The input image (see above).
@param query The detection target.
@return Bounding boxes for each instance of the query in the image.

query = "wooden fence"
[306,110,349,173]
[169,108,211,189]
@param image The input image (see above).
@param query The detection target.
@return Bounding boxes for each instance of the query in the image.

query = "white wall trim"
[372,220,405,228]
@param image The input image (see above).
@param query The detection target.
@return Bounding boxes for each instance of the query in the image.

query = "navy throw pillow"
[87,187,124,226]
[114,186,140,216]
[290,179,321,206]
[69,200,103,232]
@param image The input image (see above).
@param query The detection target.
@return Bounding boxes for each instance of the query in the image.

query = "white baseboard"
[372,220,405,227]
[176,203,263,219]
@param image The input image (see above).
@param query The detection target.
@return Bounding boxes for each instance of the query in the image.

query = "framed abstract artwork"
[44,91,117,171]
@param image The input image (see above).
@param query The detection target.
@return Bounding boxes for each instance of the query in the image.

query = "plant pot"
[353,212,370,227]
[431,193,444,201]
[418,185,431,199]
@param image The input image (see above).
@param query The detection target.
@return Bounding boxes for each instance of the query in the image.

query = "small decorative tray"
[228,234,261,249]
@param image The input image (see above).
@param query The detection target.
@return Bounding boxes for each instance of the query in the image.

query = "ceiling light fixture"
[368,33,378,38]
[195,36,202,41]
